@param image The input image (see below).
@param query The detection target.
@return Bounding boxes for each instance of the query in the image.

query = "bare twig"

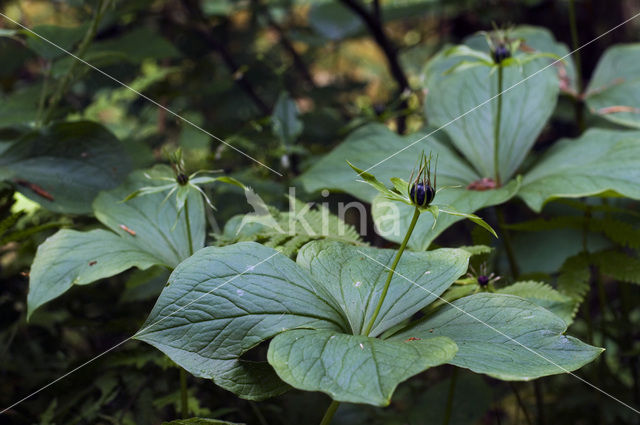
[340,0,410,133]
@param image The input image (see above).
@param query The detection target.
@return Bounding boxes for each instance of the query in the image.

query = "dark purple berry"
[477,275,490,287]
[492,44,511,64]
[176,173,189,185]
[410,182,435,207]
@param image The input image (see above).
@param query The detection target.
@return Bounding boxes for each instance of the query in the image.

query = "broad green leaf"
[272,92,303,145]
[299,124,478,202]
[0,121,132,214]
[135,242,345,400]
[94,166,205,265]
[267,329,457,406]
[519,128,640,212]
[27,230,158,319]
[297,240,471,336]
[585,44,640,129]
[27,166,204,317]
[372,179,519,250]
[88,27,180,63]
[511,223,610,275]
[497,281,576,325]
[425,51,559,182]
[136,240,469,402]
[0,85,41,127]
[393,293,603,380]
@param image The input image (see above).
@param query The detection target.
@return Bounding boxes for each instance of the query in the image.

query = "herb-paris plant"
[135,156,601,423]
[299,26,640,252]
[26,160,243,319]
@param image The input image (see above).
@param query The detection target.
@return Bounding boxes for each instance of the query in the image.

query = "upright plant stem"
[568,0,585,132]
[533,381,545,425]
[496,207,519,279]
[180,198,193,418]
[494,64,504,186]
[362,206,421,336]
[184,199,194,256]
[321,206,420,423]
[443,367,459,425]
[509,382,533,425]
[36,64,51,128]
[180,368,188,418]
[319,400,340,425]
[44,0,110,123]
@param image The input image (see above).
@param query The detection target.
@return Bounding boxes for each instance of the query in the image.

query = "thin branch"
[340,0,410,133]
[181,0,271,115]
[265,13,316,88]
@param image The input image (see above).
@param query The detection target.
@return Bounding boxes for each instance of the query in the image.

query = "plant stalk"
[319,400,340,425]
[568,0,585,132]
[44,0,110,123]
[494,64,504,186]
[180,368,188,418]
[184,198,194,256]
[510,382,533,425]
[533,380,545,425]
[443,367,459,425]
[36,63,51,128]
[496,206,519,279]
[363,206,421,336]
[180,199,193,418]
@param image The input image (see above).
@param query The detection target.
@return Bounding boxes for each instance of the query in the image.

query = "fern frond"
[557,253,591,318]
[504,216,583,232]
[592,249,640,284]
[590,219,640,249]
[215,197,365,257]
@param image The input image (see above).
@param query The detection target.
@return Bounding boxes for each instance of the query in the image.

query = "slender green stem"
[581,205,594,345]
[180,368,188,418]
[44,0,110,123]
[443,367,458,425]
[319,400,340,425]
[533,381,545,425]
[568,0,585,132]
[36,64,51,128]
[180,199,193,418]
[362,206,421,336]
[494,64,503,186]
[249,401,268,425]
[509,382,533,425]
[583,293,594,345]
[496,206,519,279]
[184,199,194,256]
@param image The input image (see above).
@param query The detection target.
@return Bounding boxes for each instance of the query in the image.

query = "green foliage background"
[1,0,640,424]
